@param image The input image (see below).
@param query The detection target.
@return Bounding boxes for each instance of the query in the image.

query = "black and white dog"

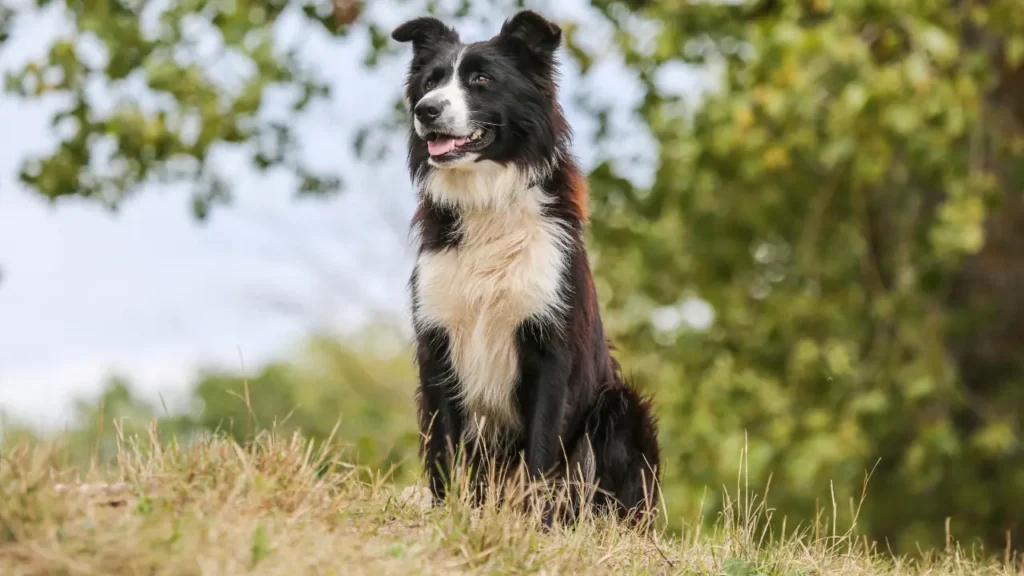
[393,10,660,524]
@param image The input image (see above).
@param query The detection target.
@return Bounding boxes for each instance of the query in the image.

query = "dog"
[393,10,661,525]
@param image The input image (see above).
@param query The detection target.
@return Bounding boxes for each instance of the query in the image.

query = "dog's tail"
[580,383,661,524]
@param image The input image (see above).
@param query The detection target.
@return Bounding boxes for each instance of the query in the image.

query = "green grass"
[0,427,1017,575]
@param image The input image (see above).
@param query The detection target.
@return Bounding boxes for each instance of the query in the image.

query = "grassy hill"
[0,430,1014,575]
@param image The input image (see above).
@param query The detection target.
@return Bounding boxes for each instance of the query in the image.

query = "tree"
[192,329,420,479]
[1,0,370,218]
[2,328,420,479]
[583,0,1024,552]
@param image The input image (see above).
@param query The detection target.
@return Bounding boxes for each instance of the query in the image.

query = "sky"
[0,0,685,429]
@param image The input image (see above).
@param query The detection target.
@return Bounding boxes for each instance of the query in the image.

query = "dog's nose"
[415,99,444,122]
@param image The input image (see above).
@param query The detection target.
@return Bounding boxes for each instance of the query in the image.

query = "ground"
[0,431,1015,575]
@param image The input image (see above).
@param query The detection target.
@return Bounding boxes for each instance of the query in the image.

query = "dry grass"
[0,427,1018,576]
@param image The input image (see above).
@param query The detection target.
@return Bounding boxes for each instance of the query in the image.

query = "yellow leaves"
[852,136,891,184]
[773,54,803,88]
[904,53,933,92]
[142,114,168,148]
[762,145,791,171]
[789,339,820,381]
[808,0,831,13]
[974,171,1001,196]
[787,339,855,382]
[733,103,754,130]
[930,193,987,257]
[654,27,682,62]
[1008,36,1024,68]
[905,376,936,401]
[915,24,958,68]
[850,389,888,416]
[953,74,980,101]
[824,342,853,378]
[804,408,832,432]
[883,104,922,135]
[971,421,1017,456]
[820,137,854,169]
[969,5,990,27]
[1011,136,1024,156]
[943,102,966,137]
[753,87,786,119]
[841,83,869,114]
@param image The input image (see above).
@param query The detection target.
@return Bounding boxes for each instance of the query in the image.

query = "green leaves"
[4,0,346,217]
[586,0,1024,553]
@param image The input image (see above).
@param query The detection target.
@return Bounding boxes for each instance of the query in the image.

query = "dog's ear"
[392,17,460,52]
[498,10,562,59]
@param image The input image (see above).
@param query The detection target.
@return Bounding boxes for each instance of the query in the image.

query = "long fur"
[394,10,661,525]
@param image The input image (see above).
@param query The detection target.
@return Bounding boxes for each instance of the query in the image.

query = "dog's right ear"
[392,17,460,52]
[498,11,561,60]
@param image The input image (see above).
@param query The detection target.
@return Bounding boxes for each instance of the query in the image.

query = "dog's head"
[393,10,564,172]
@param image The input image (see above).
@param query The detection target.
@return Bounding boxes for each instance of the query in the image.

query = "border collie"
[393,10,661,524]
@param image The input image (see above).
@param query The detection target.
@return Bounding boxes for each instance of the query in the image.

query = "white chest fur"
[414,164,570,444]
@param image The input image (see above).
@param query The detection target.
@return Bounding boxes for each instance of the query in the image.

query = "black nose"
[415,100,443,122]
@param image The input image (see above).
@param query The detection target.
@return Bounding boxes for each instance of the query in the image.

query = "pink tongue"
[428,137,468,157]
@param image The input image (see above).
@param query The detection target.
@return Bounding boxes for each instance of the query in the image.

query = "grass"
[0,426,1018,575]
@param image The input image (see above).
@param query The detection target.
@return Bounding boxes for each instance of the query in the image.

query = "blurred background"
[2,0,1024,555]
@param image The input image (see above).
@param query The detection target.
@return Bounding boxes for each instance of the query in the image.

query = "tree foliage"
[1,328,420,480]
[6,0,1024,553]
[191,329,420,477]
[585,0,1024,552]
[1,0,361,217]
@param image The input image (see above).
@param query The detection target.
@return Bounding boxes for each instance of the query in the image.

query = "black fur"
[395,10,661,525]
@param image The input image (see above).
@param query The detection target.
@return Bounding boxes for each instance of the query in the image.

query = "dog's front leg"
[522,373,567,481]
[516,325,572,525]
[416,328,463,505]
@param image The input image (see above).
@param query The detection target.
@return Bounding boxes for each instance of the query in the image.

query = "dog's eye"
[425,79,436,91]
[471,74,490,85]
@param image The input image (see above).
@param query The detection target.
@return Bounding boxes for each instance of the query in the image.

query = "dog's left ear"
[498,10,562,59]
[392,16,460,51]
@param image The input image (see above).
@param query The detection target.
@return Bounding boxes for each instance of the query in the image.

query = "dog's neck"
[420,159,557,213]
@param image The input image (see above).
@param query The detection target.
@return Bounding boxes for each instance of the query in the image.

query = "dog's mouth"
[425,127,493,160]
